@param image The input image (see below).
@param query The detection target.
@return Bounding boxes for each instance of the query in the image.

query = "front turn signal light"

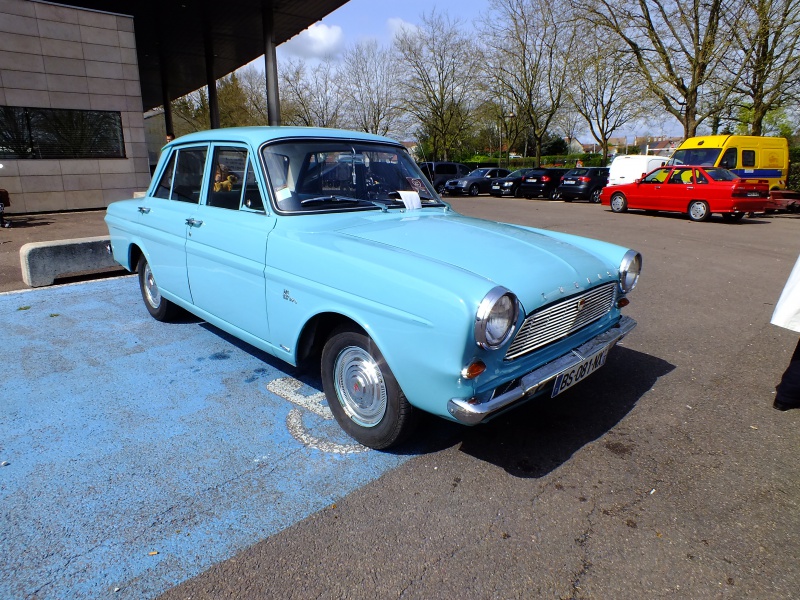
[461,361,486,380]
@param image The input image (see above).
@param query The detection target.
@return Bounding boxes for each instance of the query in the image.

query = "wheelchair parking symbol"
[266,378,368,454]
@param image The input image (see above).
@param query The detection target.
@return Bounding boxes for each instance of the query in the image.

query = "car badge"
[577,298,587,311]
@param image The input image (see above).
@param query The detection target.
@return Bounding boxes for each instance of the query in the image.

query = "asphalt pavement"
[2,200,798,599]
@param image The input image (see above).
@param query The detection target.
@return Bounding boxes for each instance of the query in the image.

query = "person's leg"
[775,338,800,410]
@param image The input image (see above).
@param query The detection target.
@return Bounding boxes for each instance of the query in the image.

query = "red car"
[600,166,770,222]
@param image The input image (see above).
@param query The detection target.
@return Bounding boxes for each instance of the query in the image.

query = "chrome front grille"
[505,283,618,360]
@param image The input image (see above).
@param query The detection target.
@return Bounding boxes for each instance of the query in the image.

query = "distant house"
[578,137,627,154]
[634,136,683,156]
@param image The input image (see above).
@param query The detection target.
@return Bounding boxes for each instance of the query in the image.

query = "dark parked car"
[444,167,510,196]
[418,161,471,194]
[557,167,609,203]
[489,168,538,197]
[519,168,569,199]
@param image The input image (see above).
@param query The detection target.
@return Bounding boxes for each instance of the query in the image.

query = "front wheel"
[469,184,479,196]
[137,255,178,321]
[321,327,416,449]
[610,193,628,213]
[688,200,710,222]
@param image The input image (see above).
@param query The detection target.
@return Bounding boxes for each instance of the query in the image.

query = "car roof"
[168,126,400,147]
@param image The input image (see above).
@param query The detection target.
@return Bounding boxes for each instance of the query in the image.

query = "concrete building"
[0,0,149,213]
[0,0,348,214]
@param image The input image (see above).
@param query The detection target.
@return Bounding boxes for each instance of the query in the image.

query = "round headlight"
[475,287,519,349]
[619,250,642,293]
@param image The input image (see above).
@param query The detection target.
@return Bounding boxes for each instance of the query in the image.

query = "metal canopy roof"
[64,0,348,111]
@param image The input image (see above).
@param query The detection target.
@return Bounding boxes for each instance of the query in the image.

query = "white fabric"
[772,254,800,333]
[398,190,421,210]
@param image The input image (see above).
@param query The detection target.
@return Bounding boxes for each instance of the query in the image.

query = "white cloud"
[387,17,417,39]
[282,23,344,59]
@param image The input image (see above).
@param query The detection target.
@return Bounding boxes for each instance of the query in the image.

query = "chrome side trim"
[448,315,636,425]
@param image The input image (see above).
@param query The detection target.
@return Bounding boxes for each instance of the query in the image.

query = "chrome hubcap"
[333,346,387,427]
[690,203,707,219]
[143,262,161,308]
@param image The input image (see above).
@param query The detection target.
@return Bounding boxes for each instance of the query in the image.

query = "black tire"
[550,188,561,200]
[590,188,602,203]
[610,192,628,213]
[321,327,416,449]
[137,254,177,321]
[468,184,479,196]
[513,186,521,198]
[688,200,710,222]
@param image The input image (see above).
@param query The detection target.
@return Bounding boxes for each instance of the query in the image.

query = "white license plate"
[551,347,609,397]
[491,185,499,189]
[564,180,575,185]
[746,191,759,197]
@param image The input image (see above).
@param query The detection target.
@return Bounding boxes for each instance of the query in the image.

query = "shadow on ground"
[459,347,674,477]
[197,320,673,465]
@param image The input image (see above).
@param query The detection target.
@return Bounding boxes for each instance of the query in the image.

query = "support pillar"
[262,1,281,126]
[204,23,220,129]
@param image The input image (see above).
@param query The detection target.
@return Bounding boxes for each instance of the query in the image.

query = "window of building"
[0,105,125,159]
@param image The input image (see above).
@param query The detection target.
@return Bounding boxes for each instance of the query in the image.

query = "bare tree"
[279,57,344,128]
[583,0,747,138]
[393,11,482,160]
[567,36,647,163]
[728,0,800,135]
[338,40,405,137]
[484,0,569,167]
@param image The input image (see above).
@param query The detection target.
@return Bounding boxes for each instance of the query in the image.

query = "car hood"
[336,212,618,310]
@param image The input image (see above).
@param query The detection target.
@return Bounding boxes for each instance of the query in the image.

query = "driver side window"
[720,148,737,169]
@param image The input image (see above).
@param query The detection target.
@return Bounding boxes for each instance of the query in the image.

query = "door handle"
[185,218,203,227]
[138,206,151,214]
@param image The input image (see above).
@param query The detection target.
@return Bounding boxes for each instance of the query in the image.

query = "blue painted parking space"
[0,278,411,599]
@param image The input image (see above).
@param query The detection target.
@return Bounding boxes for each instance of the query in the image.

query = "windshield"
[467,169,491,177]
[262,140,442,213]
[667,148,721,167]
[508,169,529,178]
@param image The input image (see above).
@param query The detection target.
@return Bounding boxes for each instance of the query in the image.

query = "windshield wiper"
[300,195,388,212]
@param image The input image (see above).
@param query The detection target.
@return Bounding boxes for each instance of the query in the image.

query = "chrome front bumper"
[447,315,636,425]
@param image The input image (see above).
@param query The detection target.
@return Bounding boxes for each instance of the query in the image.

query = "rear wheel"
[688,200,710,222]
[137,255,178,321]
[321,327,416,449]
[610,192,628,213]
[590,188,602,203]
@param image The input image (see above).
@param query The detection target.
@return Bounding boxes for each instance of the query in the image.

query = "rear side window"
[742,150,756,167]
[436,164,456,175]
[154,146,208,203]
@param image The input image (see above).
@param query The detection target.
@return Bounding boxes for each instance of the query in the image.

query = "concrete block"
[20,236,117,287]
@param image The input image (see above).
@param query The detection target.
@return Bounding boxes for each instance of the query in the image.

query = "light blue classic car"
[105,127,641,449]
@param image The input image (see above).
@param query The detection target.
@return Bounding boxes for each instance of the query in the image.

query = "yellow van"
[667,135,789,190]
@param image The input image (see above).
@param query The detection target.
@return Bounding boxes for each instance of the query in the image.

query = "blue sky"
[273,0,678,139]
[278,0,488,59]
